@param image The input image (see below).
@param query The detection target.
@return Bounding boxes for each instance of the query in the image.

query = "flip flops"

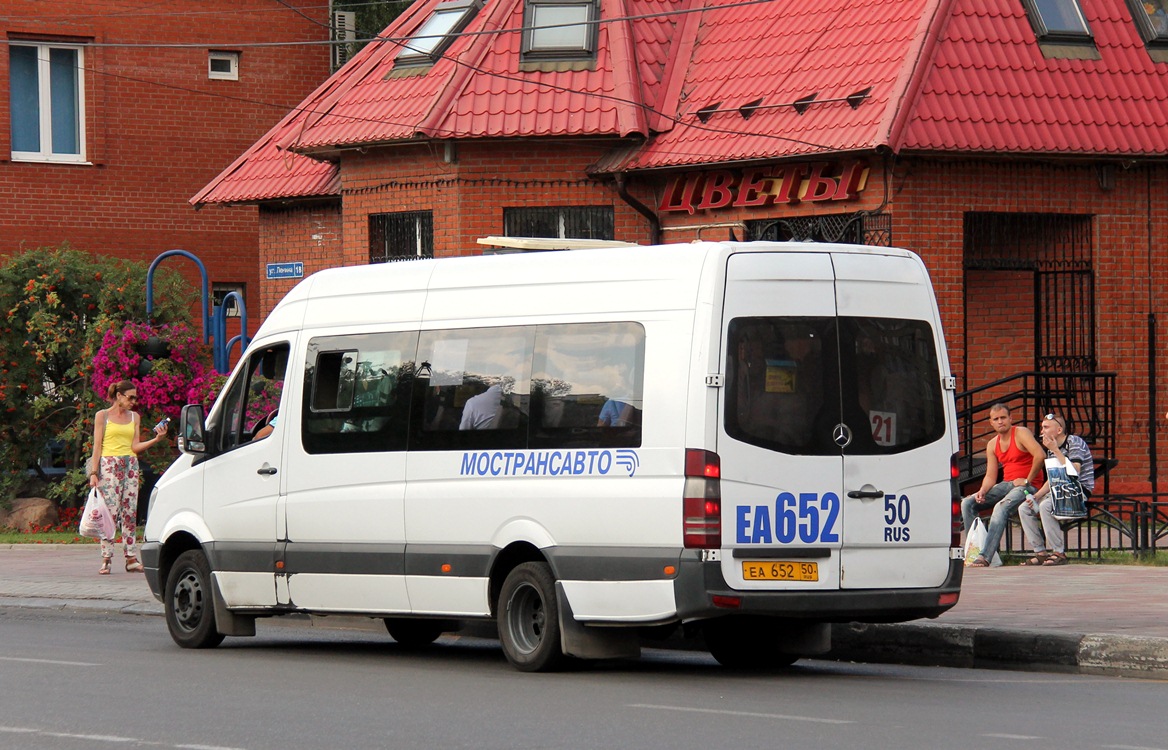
[969,556,991,567]
[1023,552,1052,566]
[1042,552,1068,566]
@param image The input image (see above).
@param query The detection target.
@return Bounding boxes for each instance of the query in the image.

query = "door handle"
[847,489,884,499]
[257,466,277,476]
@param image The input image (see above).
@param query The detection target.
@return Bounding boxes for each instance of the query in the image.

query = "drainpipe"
[614,173,660,245]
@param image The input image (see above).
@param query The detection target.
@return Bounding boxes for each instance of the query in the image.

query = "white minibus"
[142,241,963,671]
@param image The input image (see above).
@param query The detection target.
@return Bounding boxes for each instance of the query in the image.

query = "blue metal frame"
[145,249,249,374]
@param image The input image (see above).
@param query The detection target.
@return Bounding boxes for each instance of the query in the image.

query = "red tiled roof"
[195,0,1168,204]
[196,0,677,204]
[898,0,1168,155]
[596,0,941,172]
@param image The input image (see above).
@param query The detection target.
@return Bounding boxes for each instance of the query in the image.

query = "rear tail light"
[683,449,721,549]
[950,452,962,548]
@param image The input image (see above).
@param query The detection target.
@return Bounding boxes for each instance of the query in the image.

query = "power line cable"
[18,0,851,167]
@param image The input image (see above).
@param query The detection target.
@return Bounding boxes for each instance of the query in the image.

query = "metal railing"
[951,371,1168,556]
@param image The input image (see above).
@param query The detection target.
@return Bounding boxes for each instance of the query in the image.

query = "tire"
[497,562,566,672]
[164,549,225,649]
[384,618,447,648]
[703,617,799,670]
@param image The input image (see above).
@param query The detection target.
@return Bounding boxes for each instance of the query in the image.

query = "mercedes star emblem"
[832,423,852,448]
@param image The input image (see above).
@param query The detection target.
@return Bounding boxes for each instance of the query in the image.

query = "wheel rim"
[506,581,545,655]
[171,568,206,633]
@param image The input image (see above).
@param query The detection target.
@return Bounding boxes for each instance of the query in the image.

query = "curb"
[4,595,1166,679]
[829,622,1168,679]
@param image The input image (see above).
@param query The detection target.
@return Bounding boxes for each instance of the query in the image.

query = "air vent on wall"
[333,10,357,70]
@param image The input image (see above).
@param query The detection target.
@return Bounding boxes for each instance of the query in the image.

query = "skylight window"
[522,0,598,60]
[1127,0,1168,43]
[1022,0,1093,42]
[395,0,481,67]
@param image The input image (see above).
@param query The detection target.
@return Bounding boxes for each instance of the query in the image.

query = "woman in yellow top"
[89,380,169,575]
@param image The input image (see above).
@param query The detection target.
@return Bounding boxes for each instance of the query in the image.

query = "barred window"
[370,211,433,263]
[503,206,614,240]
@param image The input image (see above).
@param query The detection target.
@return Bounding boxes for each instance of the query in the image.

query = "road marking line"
[983,733,1043,740]
[0,655,100,666]
[630,704,852,724]
[0,725,246,750]
[1103,745,1168,750]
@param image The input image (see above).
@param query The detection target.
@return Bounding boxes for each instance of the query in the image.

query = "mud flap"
[556,583,640,661]
[211,576,257,637]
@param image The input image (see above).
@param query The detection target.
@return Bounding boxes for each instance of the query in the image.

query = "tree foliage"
[0,245,195,505]
[333,0,412,61]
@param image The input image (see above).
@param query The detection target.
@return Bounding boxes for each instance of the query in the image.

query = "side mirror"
[178,404,208,455]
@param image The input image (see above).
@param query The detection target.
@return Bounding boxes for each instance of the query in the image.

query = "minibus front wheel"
[164,549,225,649]
[497,562,566,672]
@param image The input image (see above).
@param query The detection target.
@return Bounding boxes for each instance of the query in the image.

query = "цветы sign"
[659,160,869,214]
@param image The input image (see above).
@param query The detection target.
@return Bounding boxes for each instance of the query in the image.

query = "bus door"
[719,252,845,592]
[832,252,953,589]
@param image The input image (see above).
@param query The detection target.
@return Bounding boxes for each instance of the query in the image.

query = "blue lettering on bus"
[458,450,638,478]
[735,491,842,544]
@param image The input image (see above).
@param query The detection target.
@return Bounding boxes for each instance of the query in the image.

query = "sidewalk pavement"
[2,544,1166,679]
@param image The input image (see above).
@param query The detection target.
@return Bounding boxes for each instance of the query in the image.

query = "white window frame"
[9,42,87,164]
[208,50,240,80]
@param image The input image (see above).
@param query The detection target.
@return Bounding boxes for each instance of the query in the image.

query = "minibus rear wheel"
[164,549,225,649]
[497,562,566,672]
[384,618,446,648]
[703,617,798,670]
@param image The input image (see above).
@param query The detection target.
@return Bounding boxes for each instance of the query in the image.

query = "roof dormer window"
[1127,0,1168,44]
[1021,0,1093,43]
[395,0,481,68]
[522,0,598,60]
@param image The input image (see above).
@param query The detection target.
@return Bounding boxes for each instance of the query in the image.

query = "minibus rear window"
[725,316,945,455]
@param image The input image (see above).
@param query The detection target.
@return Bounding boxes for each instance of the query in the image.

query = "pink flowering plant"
[91,321,221,474]
[0,246,193,507]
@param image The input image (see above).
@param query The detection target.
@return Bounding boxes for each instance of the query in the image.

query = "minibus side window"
[530,322,645,449]
[210,343,289,452]
[302,332,416,454]
[413,326,533,451]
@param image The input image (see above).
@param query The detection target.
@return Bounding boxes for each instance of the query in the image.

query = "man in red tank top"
[961,403,1045,566]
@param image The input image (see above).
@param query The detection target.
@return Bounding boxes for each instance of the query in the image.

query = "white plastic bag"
[963,517,1002,567]
[78,488,115,540]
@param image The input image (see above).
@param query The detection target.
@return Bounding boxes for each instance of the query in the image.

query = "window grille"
[369,211,434,263]
[504,206,614,240]
[964,212,1095,372]
[746,212,890,246]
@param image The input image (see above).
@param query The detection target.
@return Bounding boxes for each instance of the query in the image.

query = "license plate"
[741,561,819,582]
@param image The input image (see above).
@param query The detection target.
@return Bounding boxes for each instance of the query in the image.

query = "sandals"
[1023,552,1053,566]
[125,556,144,573]
[99,557,112,575]
[969,556,990,567]
[1042,552,1068,566]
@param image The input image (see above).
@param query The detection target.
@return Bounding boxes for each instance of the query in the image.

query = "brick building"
[1,0,332,326]
[195,0,1168,492]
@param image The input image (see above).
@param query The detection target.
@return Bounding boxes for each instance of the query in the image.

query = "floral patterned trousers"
[97,455,139,560]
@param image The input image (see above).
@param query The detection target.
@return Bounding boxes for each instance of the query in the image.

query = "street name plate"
[266,262,304,280]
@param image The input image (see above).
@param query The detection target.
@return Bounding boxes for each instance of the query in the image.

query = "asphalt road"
[2,607,1166,750]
